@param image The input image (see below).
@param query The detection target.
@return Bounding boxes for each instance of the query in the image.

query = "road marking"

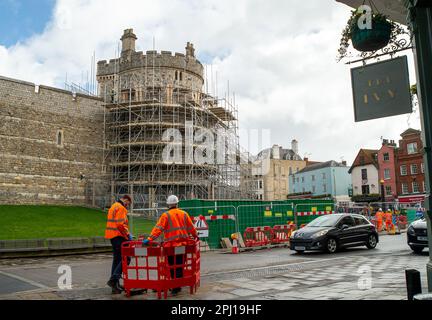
[203,256,349,277]
[0,270,49,289]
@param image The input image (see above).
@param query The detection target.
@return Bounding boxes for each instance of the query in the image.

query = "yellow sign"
[264,211,272,217]
[275,213,283,218]
[287,211,293,217]
[312,207,317,213]
[326,206,332,212]
[208,210,214,214]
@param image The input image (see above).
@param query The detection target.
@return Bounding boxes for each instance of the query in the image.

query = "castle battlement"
[97,49,203,79]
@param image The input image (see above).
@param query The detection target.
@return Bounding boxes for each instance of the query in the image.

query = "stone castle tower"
[97,29,239,208]
[97,29,204,103]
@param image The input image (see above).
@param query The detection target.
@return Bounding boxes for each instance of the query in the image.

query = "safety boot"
[107,279,122,294]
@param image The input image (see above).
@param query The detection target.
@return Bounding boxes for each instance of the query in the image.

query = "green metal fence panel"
[236,203,295,236]
[180,205,237,250]
[294,201,336,226]
[406,209,418,224]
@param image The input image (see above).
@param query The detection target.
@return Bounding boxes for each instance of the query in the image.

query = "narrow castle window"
[180,72,183,81]
[175,71,178,81]
[57,130,64,147]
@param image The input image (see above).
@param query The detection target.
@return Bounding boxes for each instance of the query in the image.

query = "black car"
[290,214,379,254]
[407,218,429,254]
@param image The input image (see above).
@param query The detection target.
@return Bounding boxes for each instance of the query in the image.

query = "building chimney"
[121,29,137,53]
[272,145,280,160]
[304,157,309,162]
[342,161,347,166]
[186,42,195,58]
[291,139,299,155]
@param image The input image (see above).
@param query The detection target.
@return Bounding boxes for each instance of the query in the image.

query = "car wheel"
[411,247,424,254]
[325,238,338,254]
[366,234,378,249]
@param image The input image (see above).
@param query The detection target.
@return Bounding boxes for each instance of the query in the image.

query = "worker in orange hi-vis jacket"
[105,195,133,294]
[385,209,393,232]
[143,195,198,295]
[375,208,384,232]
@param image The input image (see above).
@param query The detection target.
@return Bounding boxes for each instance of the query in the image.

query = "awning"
[398,194,426,203]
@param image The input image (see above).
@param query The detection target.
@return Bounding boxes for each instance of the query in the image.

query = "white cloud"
[0,0,421,164]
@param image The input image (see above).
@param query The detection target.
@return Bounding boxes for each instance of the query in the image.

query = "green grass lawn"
[0,205,154,240]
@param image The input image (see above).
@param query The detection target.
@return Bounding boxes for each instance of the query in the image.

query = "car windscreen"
[307,215,341,227]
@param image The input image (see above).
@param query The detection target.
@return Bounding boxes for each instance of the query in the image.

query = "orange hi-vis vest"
[148,208,197,247]
[385,212,393,223]
[376,211,383,222]
[105,201,130,240]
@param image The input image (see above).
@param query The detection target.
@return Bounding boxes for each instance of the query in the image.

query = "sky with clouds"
[0,0,421,164]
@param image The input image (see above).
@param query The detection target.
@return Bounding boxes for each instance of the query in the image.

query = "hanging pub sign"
[351,56,412,122]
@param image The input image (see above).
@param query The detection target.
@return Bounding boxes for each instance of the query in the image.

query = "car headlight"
[290,231,297,239]
[408,226,416,236]
[312,230,329,238]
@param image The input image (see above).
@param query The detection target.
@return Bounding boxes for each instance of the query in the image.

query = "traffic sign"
[193,215,209,238]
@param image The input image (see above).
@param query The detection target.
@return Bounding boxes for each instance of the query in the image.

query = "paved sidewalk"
[1,252,428,300]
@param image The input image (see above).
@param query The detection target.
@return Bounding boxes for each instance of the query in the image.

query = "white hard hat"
[167,195,179,205]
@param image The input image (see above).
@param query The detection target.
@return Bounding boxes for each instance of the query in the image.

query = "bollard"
[405,269,422,300]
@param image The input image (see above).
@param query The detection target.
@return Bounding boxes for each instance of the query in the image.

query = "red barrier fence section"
[121,240,200,299]
[272,225,296,244]
[243,226,274,247]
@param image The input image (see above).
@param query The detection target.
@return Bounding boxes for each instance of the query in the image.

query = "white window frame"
[384,169,391,180]
[407,143,418,155]
[400,165,407,176]
[412,182,420,193]
[411,164,418,175]
[385,185,392,196]
[402,183,409,195]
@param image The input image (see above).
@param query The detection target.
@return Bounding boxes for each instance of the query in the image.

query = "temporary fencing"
[272,224,296,244]
[121,239,200,299]
[180,205,237,250]
[243,226,274,247]
[237,203,296,235]
[294,202,336,227]
[129,200,334,250]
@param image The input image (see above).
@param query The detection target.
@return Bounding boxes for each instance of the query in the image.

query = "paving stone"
[231,289,261,297]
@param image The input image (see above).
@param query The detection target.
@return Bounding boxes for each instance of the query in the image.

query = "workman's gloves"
[128,234,134,241]
[142,239,150,246]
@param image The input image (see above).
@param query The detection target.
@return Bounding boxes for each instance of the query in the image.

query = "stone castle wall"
[0,76,109,206]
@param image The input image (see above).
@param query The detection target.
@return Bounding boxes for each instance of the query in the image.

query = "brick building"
[377,139,398,201]
[396,129,427,203]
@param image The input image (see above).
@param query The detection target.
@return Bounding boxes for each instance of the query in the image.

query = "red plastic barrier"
[243,226,274,247]
[121,239,200,299]
[272,225,296,244]
[396,215,408,229]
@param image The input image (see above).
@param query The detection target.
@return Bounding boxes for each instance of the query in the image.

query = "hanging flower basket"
[337,10,405,61]
[351,18,392,52]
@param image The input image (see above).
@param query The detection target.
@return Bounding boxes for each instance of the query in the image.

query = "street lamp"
[380,179,385,210]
